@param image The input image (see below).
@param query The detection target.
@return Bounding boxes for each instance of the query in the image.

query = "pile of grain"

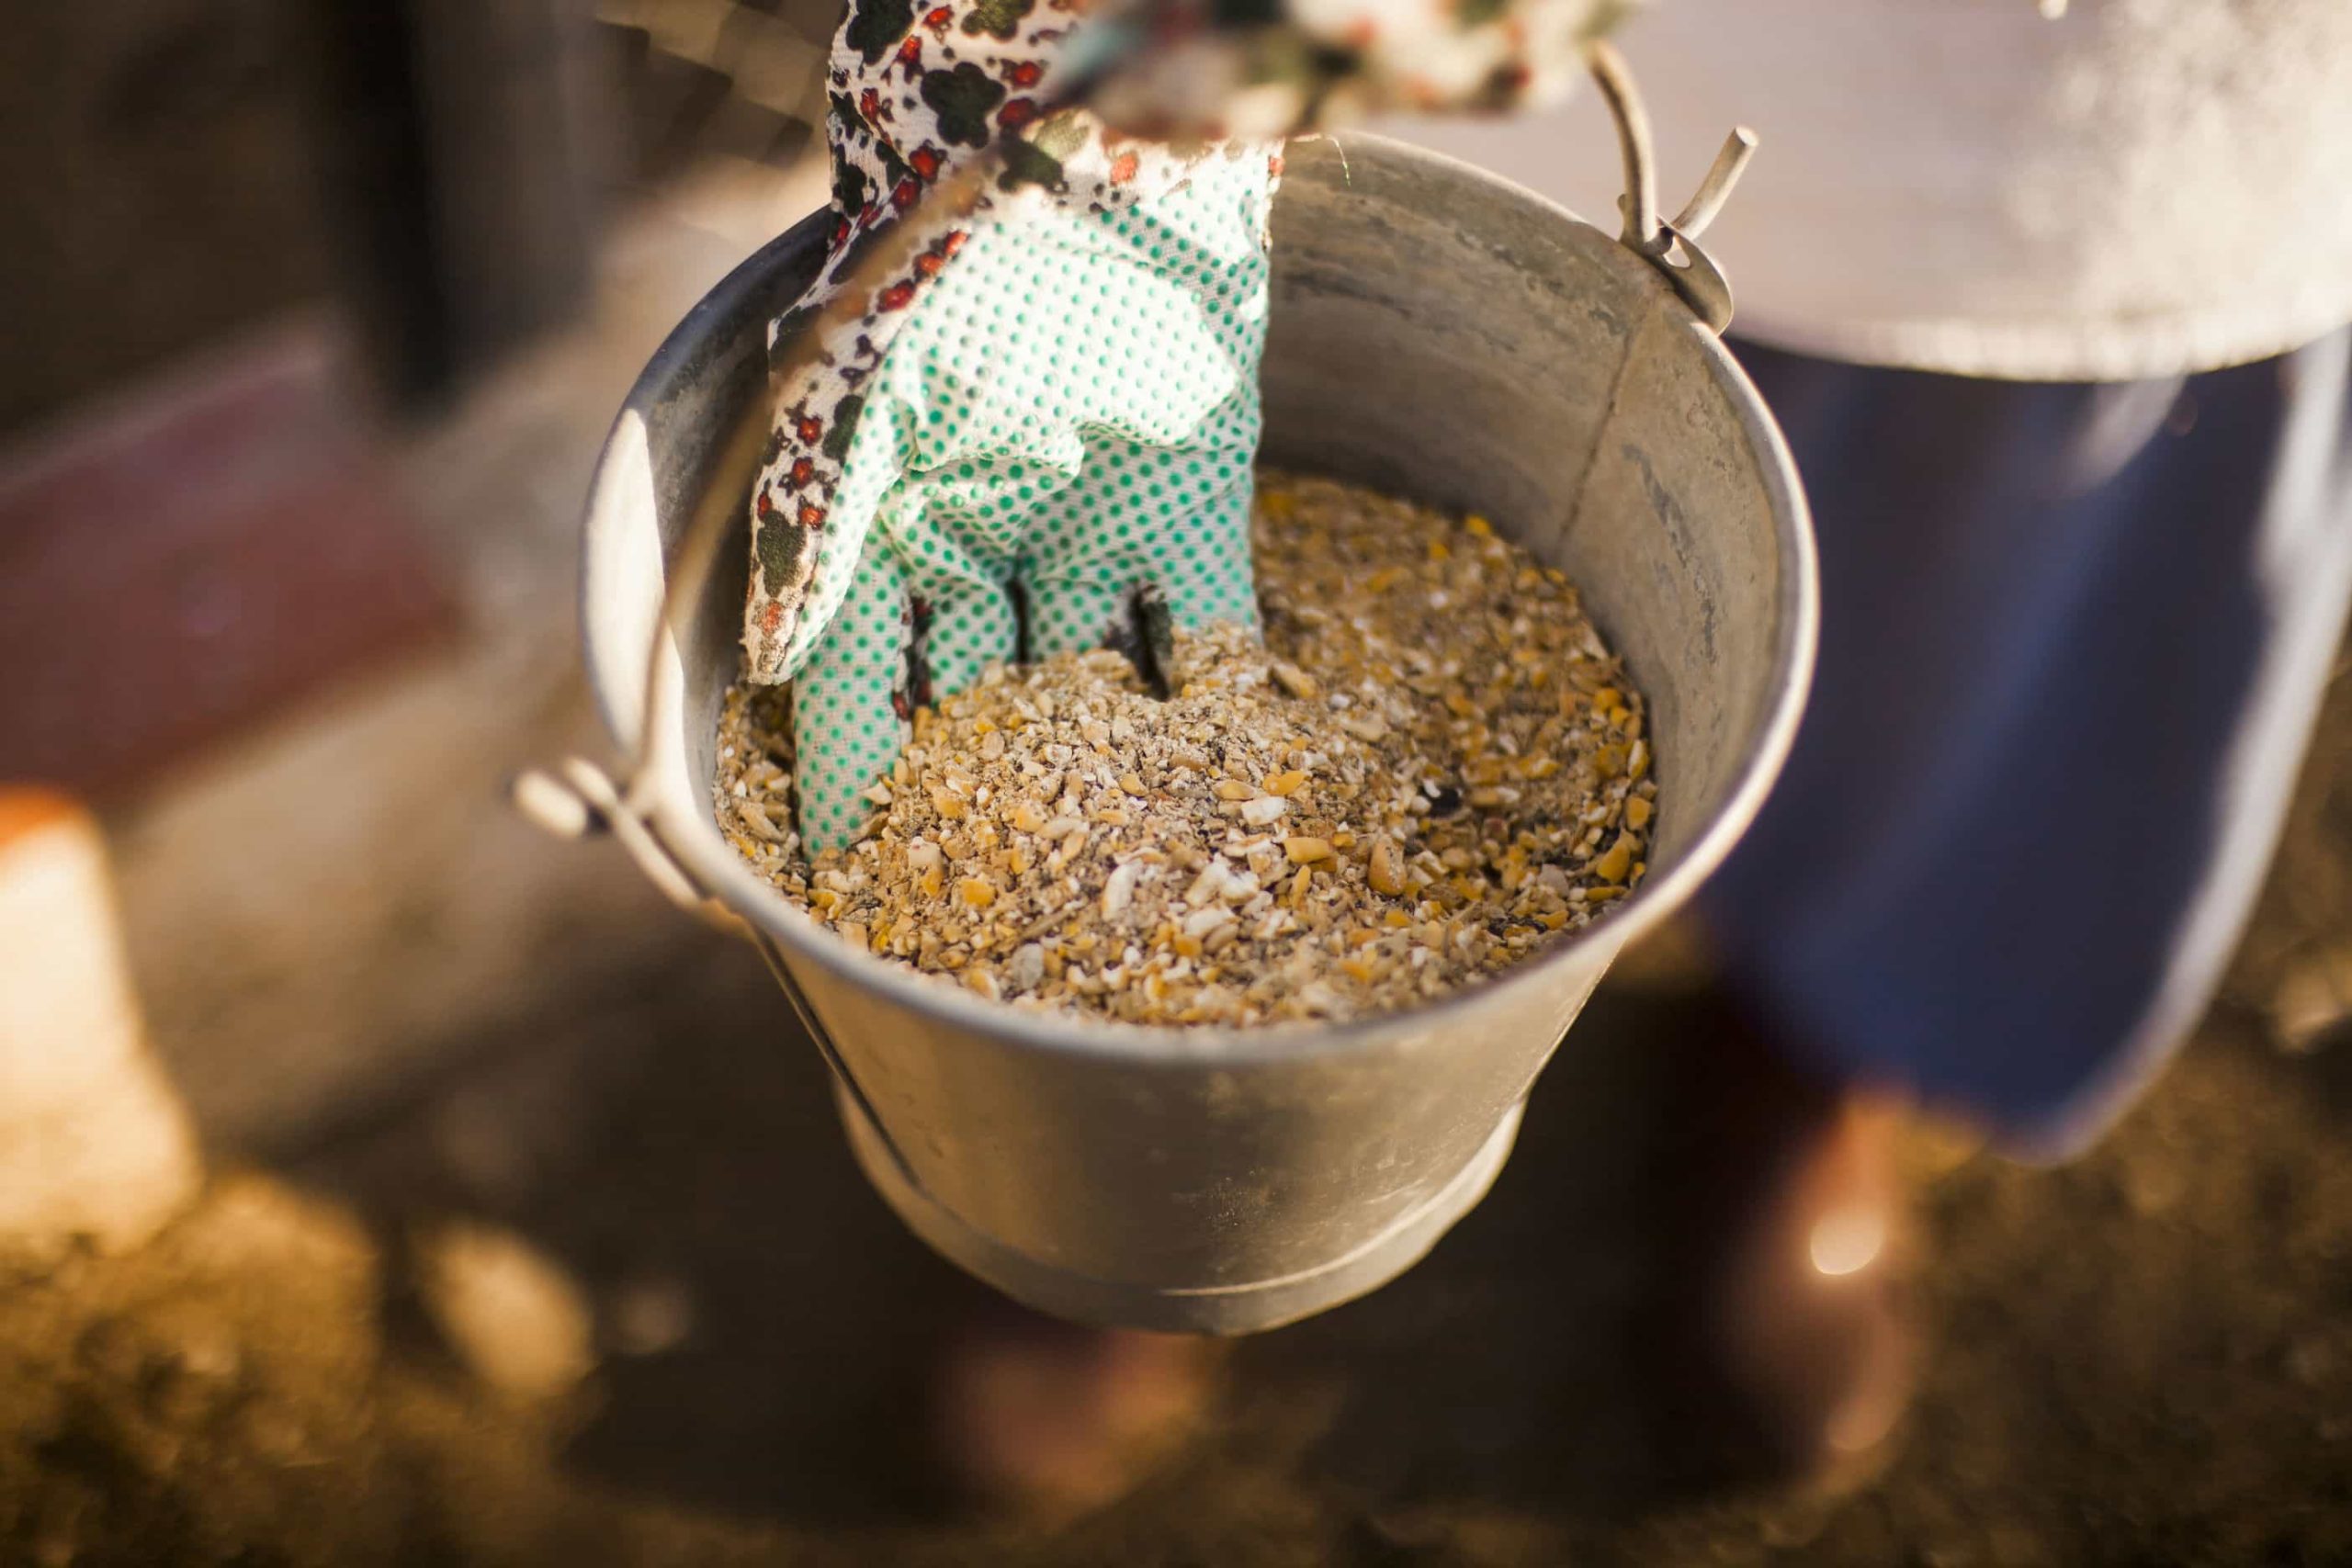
[714,472,1656,1026]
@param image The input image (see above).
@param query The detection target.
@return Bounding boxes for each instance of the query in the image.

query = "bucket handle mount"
[1587,40,1756,336]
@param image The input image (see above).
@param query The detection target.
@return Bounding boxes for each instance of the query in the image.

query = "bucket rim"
[585,131,1819,1066]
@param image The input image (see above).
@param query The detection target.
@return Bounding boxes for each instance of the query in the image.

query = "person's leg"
[1703,329,2352,1155]
[1645,991,1912,1489]
[1647,331,2352,1484]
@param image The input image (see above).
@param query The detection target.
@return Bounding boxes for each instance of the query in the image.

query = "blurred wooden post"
[0,790,201,1261]
[306,0,611,409]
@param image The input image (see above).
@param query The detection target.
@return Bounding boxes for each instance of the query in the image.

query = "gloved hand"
[775,148,1274,852]
[749,0,1629,854]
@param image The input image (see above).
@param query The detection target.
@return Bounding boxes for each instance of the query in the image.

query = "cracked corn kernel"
[1238,795,1289,826]
[1592,836,1633,884]
[1271,661,1319,700]
[713,471,1652,1029]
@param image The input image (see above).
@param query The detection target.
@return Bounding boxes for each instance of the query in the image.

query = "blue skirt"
[1699,331,2352,1156]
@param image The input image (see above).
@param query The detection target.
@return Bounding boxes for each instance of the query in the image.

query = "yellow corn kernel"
[1592,836,1633,884]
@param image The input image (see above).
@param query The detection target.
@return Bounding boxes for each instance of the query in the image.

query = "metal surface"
[546,125,1816,1333]
[1587,41,1752,334]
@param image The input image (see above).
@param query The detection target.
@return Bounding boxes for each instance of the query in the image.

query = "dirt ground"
[7,664,2352,1566]
[10,123,2352,1561]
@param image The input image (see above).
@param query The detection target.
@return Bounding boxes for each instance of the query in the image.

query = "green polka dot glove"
[749,0,1626,852]
[780,152,1272,852]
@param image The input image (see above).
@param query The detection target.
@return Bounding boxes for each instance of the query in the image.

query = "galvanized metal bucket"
[530,72,1816,1335]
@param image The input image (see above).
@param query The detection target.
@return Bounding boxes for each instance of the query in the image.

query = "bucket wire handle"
[511,386,762,937]
[1586,41,1757,335]
[506,149,977,1172]
[513,395,927,1186]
